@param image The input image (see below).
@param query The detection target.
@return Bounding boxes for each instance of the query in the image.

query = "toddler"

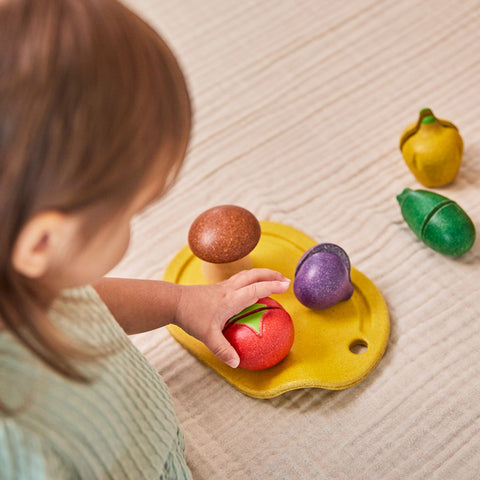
[0,0,290,478]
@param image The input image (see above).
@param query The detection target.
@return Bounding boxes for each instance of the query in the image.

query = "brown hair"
[0,0,191,397]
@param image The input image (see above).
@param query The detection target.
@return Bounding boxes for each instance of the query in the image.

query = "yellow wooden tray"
[165,221,390,398]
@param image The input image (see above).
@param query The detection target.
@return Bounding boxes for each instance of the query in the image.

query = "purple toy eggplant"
[293,243,354,309]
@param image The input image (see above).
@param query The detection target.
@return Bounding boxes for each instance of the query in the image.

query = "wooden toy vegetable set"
[164,108,476,398]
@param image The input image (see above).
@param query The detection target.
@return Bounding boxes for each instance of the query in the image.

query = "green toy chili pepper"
[397,188,476,257]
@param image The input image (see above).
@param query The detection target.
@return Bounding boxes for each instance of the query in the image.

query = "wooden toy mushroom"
[188,205,261,284]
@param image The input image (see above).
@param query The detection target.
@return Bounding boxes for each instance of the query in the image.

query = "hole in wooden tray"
[349,339,368,355]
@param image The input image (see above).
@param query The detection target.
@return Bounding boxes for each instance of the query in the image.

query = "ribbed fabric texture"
[0,285,192,480]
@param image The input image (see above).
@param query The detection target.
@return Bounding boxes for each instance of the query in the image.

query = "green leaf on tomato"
[227,302,267,333]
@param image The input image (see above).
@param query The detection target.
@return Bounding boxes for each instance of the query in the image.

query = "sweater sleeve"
[0,420,70,479]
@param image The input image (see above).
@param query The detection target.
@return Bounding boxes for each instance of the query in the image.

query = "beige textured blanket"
[115,1,480,478]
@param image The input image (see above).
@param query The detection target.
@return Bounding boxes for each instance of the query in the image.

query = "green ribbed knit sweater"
[0,285,192,479]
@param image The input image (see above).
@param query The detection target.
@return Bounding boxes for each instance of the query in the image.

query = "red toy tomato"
[223,297,294,370]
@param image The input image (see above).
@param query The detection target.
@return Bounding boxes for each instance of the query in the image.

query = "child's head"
[0,0,191,376]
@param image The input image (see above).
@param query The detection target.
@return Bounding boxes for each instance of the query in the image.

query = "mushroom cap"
[188,205,261,263]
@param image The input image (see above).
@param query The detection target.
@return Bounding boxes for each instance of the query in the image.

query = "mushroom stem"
[201,255,253,284]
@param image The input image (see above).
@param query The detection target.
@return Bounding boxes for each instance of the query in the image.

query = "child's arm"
[93,269,290,368]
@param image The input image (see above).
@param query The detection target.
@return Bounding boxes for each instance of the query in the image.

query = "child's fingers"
[202,269,291,368]
[205,331,240,368]
[234,279,290,308]
[226,268,289,289]
[224,269,291,314]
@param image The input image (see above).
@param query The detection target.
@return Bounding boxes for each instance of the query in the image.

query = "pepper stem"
[419,108,436,125]
[400,108,436,150]
[419,108,436,124]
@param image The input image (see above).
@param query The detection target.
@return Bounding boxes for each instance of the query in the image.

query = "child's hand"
[174,269,290,368]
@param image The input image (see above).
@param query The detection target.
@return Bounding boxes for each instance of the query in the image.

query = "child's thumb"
[209,334,240,368]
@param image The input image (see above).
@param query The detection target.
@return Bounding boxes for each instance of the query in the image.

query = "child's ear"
[11,211,70,278]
